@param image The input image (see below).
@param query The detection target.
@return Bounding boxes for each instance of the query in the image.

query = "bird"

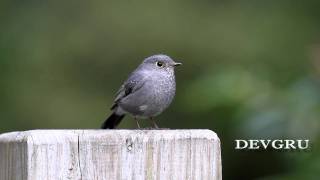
[101,54,181,129]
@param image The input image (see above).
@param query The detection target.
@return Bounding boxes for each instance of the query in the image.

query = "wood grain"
[0,130,221,180]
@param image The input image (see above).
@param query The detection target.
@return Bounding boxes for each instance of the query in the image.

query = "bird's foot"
[150,117,159,129]
[134,117,141,128]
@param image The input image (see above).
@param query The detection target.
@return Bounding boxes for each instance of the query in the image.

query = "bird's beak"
[173,62,182,67]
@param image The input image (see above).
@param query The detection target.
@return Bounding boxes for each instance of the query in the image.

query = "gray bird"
[101,54,181,129]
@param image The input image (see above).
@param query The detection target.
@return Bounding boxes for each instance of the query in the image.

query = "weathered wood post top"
[0,129,221,180]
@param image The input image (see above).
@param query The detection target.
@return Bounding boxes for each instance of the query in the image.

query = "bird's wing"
[111,71,147,110]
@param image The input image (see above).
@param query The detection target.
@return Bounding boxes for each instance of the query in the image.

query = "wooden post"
[0,130,221,180]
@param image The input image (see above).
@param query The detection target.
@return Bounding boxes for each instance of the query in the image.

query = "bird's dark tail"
[101,113,125,129]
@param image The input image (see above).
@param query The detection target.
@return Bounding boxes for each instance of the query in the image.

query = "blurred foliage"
[1,0,320,179]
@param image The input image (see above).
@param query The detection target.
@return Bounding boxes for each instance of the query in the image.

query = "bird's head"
[141,54,182,73]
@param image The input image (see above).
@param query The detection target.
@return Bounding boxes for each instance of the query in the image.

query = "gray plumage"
[101,54,181,129]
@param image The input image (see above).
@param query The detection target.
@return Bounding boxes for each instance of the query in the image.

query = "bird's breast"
[145,73,176,112]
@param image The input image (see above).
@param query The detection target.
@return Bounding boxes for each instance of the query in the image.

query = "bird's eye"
[156,61,164,67]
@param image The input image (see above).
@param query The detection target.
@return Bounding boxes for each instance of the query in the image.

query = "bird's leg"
[151,117,159,129]
[134,117,140,129]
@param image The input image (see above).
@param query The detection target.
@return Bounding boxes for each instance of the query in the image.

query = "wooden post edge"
[0,129,221,180]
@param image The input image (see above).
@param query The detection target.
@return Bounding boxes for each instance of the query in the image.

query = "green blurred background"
[1,0,320,179]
